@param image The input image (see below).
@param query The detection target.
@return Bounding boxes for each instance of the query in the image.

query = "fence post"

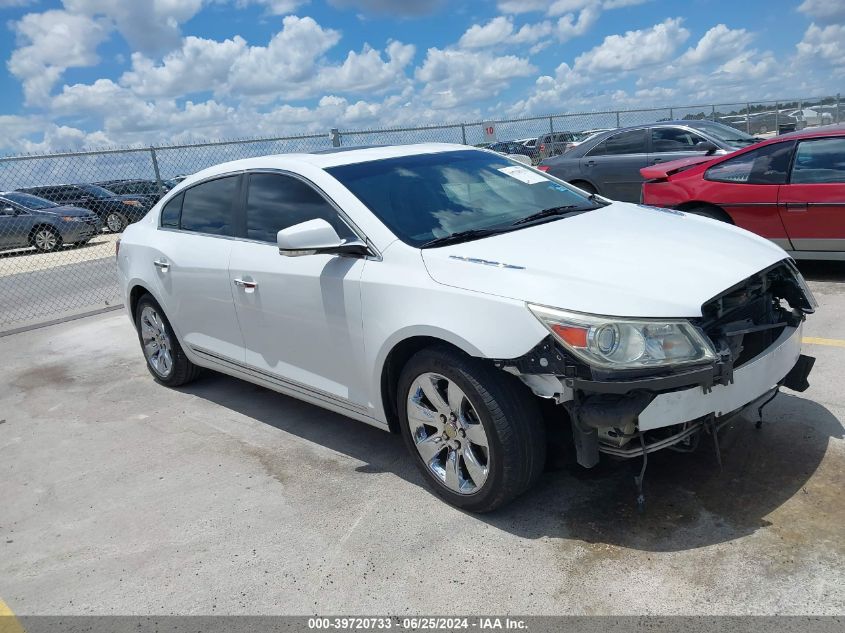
[615,111,620,127]
[329,128,341,147]
[837,93,841,124]
[746,103,751,135]
[711,105,716,121]
[549,116,554,133]
[669,107,674,120]
[149,147,164,193]
[461,123,467,145]
[775,103,779,134]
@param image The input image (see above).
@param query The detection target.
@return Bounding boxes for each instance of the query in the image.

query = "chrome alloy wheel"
[106,213,123,232]
[406,372,490,495]
[33,228,58,251]
[140,305,174,378]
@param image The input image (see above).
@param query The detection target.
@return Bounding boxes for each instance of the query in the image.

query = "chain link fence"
[0,95,840,333]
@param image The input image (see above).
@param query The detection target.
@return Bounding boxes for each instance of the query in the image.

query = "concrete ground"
[1,263,844,615]
[0,234,121,331]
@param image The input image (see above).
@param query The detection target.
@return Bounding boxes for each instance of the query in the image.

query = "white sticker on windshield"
[498,165,548,184]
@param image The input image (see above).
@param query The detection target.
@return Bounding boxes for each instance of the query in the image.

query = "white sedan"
[117,143,816,511]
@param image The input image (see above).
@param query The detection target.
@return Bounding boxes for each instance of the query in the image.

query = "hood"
[420,202,788,318]
[40,205,96,218]
[640,155,716,180]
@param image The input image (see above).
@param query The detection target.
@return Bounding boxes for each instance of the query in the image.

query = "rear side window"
[705,142,795,185]
[791,138,845,184]
[245,173,354,243]
[160,193,183,228]
[180,176,238,236]
[603,129,648,155]
[651,127,706,152]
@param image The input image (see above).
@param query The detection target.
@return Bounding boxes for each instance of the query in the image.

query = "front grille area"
[699,261,810,369]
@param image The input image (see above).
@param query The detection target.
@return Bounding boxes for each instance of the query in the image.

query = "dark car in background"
[537,131,578,160]
[95,179,166,206]
[487,140,539,164]
[538,120,758,201]
[18,183,150,233]
[0,191,101,252]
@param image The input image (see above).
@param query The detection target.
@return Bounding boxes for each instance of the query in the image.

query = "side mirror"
[695,141,718,155]
[277,218,369,258]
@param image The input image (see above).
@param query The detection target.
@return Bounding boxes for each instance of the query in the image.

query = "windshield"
[77,183,118,198]
[327,149,601,247]
[2,192,58,209]
[693,121,757,148]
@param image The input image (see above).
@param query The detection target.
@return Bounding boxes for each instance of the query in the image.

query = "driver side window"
[244,173,355,244]
[651,127,706,153]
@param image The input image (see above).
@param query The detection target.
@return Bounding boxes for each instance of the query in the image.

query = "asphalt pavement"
[0,269,843,615]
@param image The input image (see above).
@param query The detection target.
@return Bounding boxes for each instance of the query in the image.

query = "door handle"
[234,278,258,291]
[585,160,596,167]
[153,259,169,272]
[784,202,808,212]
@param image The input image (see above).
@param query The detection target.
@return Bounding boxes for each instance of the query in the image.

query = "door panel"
[151,231,244,361]
[778,137,845,252]
[0,211,28,247]
[228,171,368,407]
[582,129,648,201]
[151,174,244,361]
[229,242,368,406]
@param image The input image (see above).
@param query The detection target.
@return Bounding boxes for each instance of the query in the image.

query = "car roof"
[776,123,845,140]
[179,143,473,185]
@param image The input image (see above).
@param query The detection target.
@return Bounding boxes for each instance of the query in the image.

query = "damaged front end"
[494,260,817,477]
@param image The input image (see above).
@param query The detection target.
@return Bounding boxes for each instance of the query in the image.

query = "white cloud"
[236,0,309,15]
[416,48,536,108]
[459,16,514,49]
[63,0,205,54]
[677,24,752,66]
[7,10,109,106]
[327,0,442,15]
[573,17,689,74]
[556,3,600,42]
[121,36,248,98]
[497,0,554,14]
[797,23,845,68]
[797,0,845,25]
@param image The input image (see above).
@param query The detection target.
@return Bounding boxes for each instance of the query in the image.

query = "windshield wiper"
[511,205,587,226]
[420,227,509,248]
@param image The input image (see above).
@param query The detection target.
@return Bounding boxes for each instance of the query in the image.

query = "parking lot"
[0,261,843,616]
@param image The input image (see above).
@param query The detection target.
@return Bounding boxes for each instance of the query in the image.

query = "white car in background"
[117,143,816,512]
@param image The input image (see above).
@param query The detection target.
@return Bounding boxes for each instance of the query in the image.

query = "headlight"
[61,215,83,221]
[528,304,716,370]
[122,200,141,207]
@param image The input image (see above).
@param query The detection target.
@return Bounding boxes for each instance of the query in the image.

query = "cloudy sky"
[0,0,842,154]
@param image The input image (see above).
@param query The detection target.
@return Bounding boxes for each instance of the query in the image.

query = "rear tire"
[398,346,546,512]
[134,294,201,387]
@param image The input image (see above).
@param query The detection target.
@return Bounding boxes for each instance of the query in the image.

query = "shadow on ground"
[796,260,845,282]
[185,372,843,553]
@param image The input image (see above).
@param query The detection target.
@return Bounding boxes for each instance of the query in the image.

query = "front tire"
[135,294,201,387]
[106,212,127,233]
[398,346,545,512]
[31,227,61,252]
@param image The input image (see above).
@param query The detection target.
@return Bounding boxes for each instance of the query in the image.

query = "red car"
[640,125,845,260]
